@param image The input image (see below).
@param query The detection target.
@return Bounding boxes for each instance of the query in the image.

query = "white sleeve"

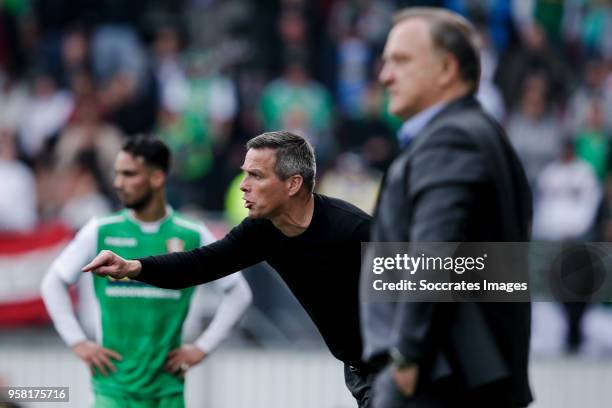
[193,274,252,353]
[198,222,217,247]
[40,219,99,347]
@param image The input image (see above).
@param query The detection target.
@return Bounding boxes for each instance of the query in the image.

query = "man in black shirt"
[83,131,374,407]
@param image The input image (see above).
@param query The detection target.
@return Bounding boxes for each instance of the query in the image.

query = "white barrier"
[2,344,612,408]
[0,345,354,408]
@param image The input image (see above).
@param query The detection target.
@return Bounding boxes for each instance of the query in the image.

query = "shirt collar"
[397,102,446,148]
[127,205,173,233]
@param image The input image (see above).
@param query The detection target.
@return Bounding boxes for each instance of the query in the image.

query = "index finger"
[82,252,110,272]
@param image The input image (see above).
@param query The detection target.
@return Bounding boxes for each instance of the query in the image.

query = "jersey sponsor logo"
[104,286,182,299]
[104,237,138,247]
[166,238,185,253]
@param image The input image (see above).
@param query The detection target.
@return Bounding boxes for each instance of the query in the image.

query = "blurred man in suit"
[361,7,533,407]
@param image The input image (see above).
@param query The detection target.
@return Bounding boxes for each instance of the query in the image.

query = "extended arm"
[83,219,266,289]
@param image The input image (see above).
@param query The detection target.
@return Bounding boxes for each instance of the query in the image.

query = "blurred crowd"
[0,0,610,236]
[0,0,394,230]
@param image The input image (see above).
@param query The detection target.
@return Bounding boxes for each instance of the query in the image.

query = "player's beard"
[123,189,154,211]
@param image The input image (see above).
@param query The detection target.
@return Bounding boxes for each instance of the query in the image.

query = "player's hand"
[392,364,419,397]
[82,250,141,279]
[164,344,207,376]
[72,340,122,377]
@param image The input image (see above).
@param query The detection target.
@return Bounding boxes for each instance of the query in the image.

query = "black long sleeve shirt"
[138,194,371,368]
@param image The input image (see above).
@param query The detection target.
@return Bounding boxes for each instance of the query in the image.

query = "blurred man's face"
[113,151,156,210]
[379,18,446,119]
[240,148,289,219]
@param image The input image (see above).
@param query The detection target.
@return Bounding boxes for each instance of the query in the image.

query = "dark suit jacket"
[364,95,533,406]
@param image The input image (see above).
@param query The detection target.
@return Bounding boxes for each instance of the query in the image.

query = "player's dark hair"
[121,135,171,174]
[393,7,481,92]
[246,131,316,193]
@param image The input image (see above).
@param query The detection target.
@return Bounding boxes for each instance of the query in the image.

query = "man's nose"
[114,175,124,189]
[239,177,248,192]
[379,64,392,86]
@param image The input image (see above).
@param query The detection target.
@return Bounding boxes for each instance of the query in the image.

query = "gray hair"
[393,7,481,92]
[246,131,316,193]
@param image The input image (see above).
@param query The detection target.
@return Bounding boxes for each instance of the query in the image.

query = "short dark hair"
[246,131,316,193]
[393,7,481,91]
[121,135,171,174]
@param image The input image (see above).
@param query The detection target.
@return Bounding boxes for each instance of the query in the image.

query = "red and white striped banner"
[0,223,74,327]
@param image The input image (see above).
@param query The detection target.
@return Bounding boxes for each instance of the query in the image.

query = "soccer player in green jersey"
[41,137,252,408]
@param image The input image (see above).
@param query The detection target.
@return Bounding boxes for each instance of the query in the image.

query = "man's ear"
[151,169,166,189]
[438,52,460,89]
[286,175,304,197]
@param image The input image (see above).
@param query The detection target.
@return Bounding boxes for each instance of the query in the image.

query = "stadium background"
[2,0,612,406]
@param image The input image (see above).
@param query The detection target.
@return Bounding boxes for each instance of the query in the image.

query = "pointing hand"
[82,250,141,280]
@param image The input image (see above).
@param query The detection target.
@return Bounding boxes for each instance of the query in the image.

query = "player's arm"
[165,273,252,374]
[83,219,266,289]
[41,219,121,376]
